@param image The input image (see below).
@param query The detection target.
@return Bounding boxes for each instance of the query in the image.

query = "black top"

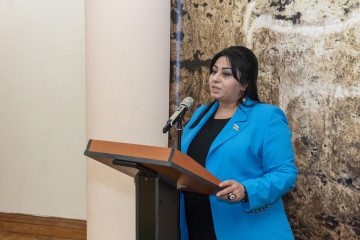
[184,115,230,240]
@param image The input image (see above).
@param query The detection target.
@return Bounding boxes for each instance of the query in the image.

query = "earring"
[241,88,246,103]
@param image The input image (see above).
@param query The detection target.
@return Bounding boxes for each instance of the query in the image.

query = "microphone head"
[181,97,194,109]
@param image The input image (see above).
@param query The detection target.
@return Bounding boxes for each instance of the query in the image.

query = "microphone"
[163,97,194,133]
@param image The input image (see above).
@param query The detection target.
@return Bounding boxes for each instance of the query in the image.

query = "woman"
[180,46,298,239]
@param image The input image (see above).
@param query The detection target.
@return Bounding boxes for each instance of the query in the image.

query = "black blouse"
[184,115,230,240]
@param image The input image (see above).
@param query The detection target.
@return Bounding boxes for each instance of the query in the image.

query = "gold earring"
[241,88,246,103]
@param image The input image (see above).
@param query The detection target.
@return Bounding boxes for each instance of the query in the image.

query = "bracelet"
[241,186,249,202]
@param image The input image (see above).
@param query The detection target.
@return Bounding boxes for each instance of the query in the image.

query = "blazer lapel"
[207,103,252,157]
[181,102,219,154]
[182,99,255,155]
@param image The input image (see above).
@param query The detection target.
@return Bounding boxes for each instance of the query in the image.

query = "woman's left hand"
[216,180,246,202]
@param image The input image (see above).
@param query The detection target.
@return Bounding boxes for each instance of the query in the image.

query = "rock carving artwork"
[170,0,360,239]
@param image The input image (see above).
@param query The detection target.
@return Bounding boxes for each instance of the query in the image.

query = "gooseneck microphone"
[163,97,194,133]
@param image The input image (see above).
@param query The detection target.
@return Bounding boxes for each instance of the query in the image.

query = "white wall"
[85,0,170,239]
[0,0,86,219]
[0,3,170,238]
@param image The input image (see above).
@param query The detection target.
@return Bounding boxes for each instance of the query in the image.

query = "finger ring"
[228,192,236,200]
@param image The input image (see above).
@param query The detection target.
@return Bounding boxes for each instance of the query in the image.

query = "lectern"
[84,139,221,240]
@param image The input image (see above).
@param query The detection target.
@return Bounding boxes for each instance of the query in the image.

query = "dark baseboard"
[0,212,86,239]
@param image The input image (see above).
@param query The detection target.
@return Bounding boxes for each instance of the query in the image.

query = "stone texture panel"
[170,0,360,239]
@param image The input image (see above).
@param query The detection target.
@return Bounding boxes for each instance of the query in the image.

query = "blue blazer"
[180,99,298,240]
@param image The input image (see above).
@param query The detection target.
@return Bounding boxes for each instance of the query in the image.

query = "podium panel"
[85,139,221,194]
[84,139,222,240]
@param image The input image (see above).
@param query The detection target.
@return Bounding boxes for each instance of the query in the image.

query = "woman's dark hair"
[189,46,260,129]
[210,46,260,104]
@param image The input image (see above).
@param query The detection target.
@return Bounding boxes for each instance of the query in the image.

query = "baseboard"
[0,212,86,239]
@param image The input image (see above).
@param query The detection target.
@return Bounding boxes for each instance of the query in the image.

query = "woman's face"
[209,56,244,105]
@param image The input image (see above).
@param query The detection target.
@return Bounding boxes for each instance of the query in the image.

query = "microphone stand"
[176,117,182,240]
[176,120,182,151]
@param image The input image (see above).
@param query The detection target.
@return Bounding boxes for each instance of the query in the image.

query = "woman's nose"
[212,72,220,82]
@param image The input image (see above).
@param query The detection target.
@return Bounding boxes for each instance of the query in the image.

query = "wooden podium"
[84,139,221,240]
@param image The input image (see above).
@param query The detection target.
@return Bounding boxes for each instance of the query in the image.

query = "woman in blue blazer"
[180,46,298,239]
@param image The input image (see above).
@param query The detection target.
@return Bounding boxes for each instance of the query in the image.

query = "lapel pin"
[233,124,239,131]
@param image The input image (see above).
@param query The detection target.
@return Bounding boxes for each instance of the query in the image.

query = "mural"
[170,0,360,239]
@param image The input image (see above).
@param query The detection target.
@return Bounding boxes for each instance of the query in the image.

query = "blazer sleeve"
[241,107,298,212]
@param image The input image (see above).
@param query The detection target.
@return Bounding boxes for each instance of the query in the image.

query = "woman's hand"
[216,180,246,202]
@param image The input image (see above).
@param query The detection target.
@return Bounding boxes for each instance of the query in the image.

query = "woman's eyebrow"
[213,64,231,70]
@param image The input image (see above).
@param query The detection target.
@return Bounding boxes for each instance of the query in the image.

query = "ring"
[228,192,236,200]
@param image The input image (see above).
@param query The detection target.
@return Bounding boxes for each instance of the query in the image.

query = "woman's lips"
[211,86,221,93]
